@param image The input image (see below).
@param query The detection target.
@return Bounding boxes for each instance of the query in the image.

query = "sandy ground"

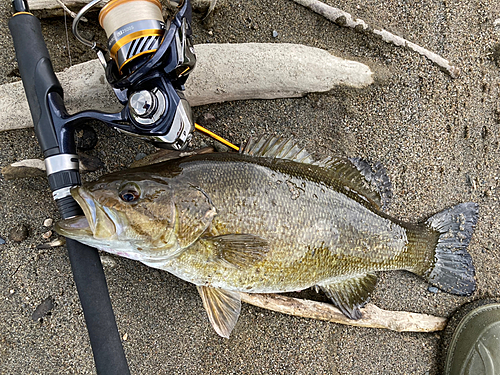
[1,0,500,374]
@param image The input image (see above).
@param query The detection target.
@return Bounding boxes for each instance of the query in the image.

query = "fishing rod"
[9,1,131,373]
[7,0,236,372]
[8,0,237,371]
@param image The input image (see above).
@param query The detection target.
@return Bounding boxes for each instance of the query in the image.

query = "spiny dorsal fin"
[240,135,314,163]
[197,286,241,338]
[130,147,214,168]
[202,234,269,269]
[240,135,392,210]
[316,272,378,320]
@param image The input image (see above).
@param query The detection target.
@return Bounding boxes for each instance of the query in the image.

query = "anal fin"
[197,286,241,338]
[202,234,269,268]
[316,272,378,320]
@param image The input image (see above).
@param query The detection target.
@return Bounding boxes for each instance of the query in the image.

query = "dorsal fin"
[313,156,392,211]
[240,136,392,210]
[240,135,314,163]
[348,158,392,210]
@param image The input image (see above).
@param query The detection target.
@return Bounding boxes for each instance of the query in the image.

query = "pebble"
[427,286,439,294]
[135,152,147,161]
[78,153,104,172]
[122,333,128,341]
[9,223,29,242]
[272,30,278,38]
[42,231,52,239]
[74,124,98,150]
[196,112,216,127]
[214,143,230,153]
[100,255,117,268]
[0,237,5,245]
[43,218,53,227]
[32,296,54,321]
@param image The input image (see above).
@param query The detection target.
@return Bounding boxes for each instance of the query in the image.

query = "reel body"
[70,0,196,150]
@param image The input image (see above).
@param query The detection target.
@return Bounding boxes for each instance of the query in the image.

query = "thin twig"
[55,0,87,21]
[202,0,217,20]
[240,293,447,332]
[291,0,460,78]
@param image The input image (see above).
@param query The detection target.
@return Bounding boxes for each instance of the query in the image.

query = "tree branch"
[240,293,447,332]
[291,0,459,78]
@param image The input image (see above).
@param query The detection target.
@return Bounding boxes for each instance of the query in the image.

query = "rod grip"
[8,12,62,155]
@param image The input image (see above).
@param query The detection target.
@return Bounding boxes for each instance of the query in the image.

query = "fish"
[55,136,478,338]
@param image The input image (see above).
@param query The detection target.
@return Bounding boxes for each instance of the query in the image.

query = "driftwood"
[2,153,103,180]
[29,0,218,16]
[291,0,459,78]
[240,293,447,332]
[0,43,373,132]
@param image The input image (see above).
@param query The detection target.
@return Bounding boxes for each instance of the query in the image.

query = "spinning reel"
[72,0,196,150]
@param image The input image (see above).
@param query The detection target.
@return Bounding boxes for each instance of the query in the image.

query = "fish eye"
[119,183,141,202]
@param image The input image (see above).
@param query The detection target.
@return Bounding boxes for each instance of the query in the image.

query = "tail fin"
[423,202,478,296]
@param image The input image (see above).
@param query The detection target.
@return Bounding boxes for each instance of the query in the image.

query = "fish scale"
[159,154,428,291]
[56,136,478,337]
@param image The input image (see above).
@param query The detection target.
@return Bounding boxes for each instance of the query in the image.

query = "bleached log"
[0,43,373,132]
[240,293,447,332]
[291,0,459,78]
[2,153,103,180]
[186,43,373,105]
[29,0,216,14]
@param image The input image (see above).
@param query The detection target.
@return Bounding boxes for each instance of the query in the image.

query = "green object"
[445,303,500,375]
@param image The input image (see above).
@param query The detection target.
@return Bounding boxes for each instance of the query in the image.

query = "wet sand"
[1,1,499,374]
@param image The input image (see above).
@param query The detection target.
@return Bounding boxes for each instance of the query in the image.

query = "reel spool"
[99,0,167,74]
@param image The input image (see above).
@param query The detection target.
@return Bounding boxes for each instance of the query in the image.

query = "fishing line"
[194,123,239,151]
[63,7,73,66]
[99,0,165,73]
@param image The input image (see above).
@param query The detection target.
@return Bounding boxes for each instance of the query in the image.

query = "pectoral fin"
[317,272,378,320]
[197,286,241,338]
[202,234,270,268]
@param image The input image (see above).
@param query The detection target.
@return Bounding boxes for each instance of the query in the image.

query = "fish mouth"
[54,187,117,240]
[54,215,93,238]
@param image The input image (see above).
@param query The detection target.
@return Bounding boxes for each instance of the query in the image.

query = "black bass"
[56,136,478,337]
